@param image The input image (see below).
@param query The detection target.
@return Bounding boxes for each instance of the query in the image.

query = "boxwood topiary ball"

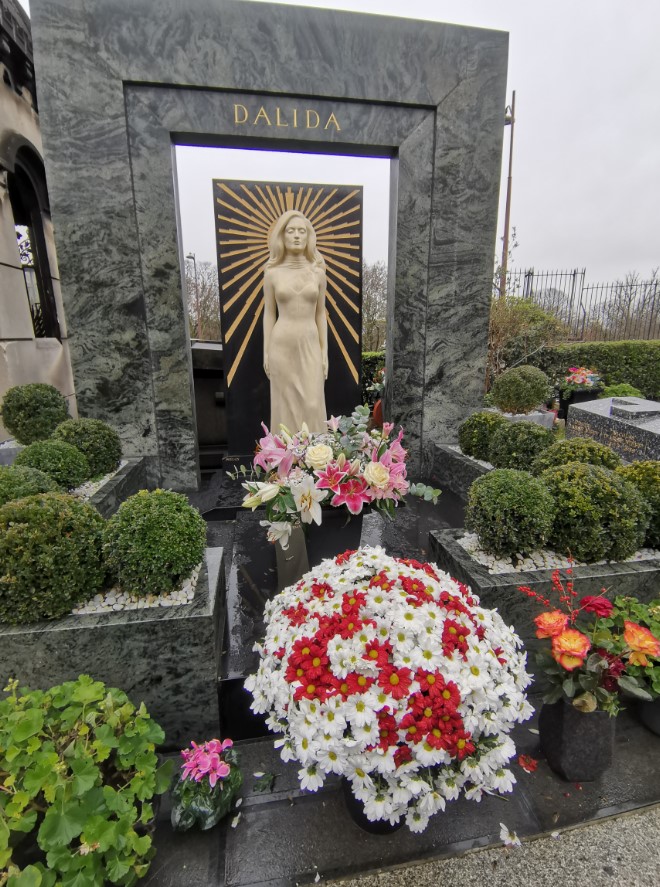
[541,462,650,563]
[617,461,660,549]
[103,489,207,597]
[466,469,555,558]
[14,439,91,490]
[490,365,551,415]
[0,383,69,445]
[532,437,622,475]
[0,465,58,507]
[458,411,508,461]
[488,421,554,470]
[0,492,105,625]
[52,418,122,477]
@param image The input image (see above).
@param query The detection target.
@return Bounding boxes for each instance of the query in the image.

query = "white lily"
[260,520,293,549]
[291,475,327,525]
[242,481,280,509]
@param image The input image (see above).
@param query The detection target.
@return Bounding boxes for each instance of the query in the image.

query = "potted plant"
[0,674,173,885]
[246,546,533,834]
[518,572,660,779]
[606,596,660,735]
[489,365,554,428]
[236,405,440,560]
[170,738,242,831]
[557,366,603,420]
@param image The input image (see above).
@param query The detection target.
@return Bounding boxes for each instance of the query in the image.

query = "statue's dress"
[266,264,327,433]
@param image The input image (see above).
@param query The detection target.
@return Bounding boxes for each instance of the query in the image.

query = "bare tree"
[185,259,222,341]
[601,269,660,340]
[361,260,387,351]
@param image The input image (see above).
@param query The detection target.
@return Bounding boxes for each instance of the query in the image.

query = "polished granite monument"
[29,0,508,483]
[567,396,660,462]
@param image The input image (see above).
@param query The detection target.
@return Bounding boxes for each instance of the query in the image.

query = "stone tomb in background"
[567,397,660,462]
[30,0,508,487]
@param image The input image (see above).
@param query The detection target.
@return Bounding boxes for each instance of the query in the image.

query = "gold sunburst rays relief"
[213,180,363,391]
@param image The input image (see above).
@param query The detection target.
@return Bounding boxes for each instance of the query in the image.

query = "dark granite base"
[147,706,660,887]
[567,398,660,462]
[87,457,149,518]
[0,548,225,750]
[428,443,491,499]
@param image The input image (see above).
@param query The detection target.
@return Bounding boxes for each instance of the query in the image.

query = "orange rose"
[624,620,660,667]
[534,610,569,639]
[551,629,591,671]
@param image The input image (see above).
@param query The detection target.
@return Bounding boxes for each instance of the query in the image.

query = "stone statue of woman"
[263,209,328,433]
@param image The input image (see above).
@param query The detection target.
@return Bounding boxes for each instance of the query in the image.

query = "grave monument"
[29,0,508,487]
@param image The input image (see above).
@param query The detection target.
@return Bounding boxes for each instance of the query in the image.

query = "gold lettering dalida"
[233,103,339,131]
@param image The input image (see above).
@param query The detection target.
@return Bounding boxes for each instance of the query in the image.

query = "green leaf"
[154,759,175,794]
[253,772,276,793]
[617,675,653,700]
[0,815,9,850]
[562,677,576,698]
[7,864,43,887]
[106,856,131,883]
[13,710,44,742]
[70,758,99,797]
[39,802,87,849]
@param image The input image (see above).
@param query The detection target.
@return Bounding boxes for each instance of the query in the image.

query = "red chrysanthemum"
[378,664,413,700]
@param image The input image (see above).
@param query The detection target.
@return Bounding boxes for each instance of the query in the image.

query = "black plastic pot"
[539,700,615,781]
[638,698,660,736]
[305,508,365,569]
[558,388,603,421]
[341,777,404,835]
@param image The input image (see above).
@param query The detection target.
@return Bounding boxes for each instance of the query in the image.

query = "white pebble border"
[457,532,660,575]
[71,562,202,614]
[70,461,128,501]
[0,438,21,450]
[446,444,493,470]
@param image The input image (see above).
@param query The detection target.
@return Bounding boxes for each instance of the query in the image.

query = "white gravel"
[457,532,660,574]
[446,444,493,470]
[71,562,202,614]
[70,460,128,501]
[0,439,21,450]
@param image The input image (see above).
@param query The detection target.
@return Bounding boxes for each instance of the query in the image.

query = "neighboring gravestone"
[30,0,508,486]
[567,397,660,462]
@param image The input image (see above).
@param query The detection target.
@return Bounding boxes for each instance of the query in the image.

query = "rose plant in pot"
[557,366,603,419]
[519,571,660,780]
[246,547,533,834]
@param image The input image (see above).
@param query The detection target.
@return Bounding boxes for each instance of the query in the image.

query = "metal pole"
[499,90,516,301]
[186,252,201,339]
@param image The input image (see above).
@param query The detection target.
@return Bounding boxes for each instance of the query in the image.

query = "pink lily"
[331,476,373,514]
[315,461,348,493]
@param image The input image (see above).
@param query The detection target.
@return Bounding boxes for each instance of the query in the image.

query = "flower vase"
[341,778,404,835]
[638,698,660,736]
[305,508,365,569]
[558,388,603,421]
[538,700,615,781]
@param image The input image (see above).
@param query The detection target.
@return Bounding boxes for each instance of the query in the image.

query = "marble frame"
[30,0,508,484]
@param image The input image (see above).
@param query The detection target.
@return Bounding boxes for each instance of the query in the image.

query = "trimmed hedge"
[617,461,660,549]
[0,465,58,507]
[362,351,386,406]
[532,438,621,474]
[599,383,644,399]
[0,383,69,444]
[53,418,122,477]
[488,421,554,470]
[490,365,551,414]
[527,341,660,399]
[14,439,91,490]
[458,411,508,461]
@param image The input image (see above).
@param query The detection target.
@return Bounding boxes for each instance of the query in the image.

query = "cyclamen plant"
[246,546,533,833]
[559,366,602,393]
[235,405,440,549]
[519,569,660,714]
[170,739,242,832]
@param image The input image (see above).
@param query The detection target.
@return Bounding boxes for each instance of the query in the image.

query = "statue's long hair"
[265,210,326,270]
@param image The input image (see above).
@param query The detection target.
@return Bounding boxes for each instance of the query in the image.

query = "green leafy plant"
[14,440,91,490]
[466,469,555,558]
[617,461,660,549]
[457,411,508,461]
[0,492,105,625]
[103,490,207,597]
[488,421,554,471]
[0,383,69,445]
[0,465,58,507]
[489,365,551,414]
[532,437,621,475]
[599,383,644,399]
[605,596,660,699]
[170,739,242,832]
[0,674,174,886]
[541,462,650,563]
[52,419,122,478]
[518,572,658,714]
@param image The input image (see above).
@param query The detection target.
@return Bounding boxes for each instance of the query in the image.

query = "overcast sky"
[19,0,660,283]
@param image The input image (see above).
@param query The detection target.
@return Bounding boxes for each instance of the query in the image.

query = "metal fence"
[504,268,660,342]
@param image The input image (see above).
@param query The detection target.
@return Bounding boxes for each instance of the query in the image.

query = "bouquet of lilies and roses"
[559,366,602,394]
[246,546,533,833]
[519,570,660,714]
[236,405,440,549]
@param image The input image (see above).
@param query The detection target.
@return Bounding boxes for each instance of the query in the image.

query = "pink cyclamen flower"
[180,739,232,787]
[331,476,373,514]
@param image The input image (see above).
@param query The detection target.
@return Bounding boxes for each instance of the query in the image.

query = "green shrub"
[0,464,59,506]
[53,417,122,477]
[532,437,622,474]
[362,351,385,405]
[0,674,173,884]
[599,383,644,399]
[14,439,90,489]
[466,469,555,557]
[527,341,660,399]
[458,410,508,460]
[104,489,207,596]
[0,492,105,624]
[488,421,554,470]
[489,365,551,414]
[0,382,69,444]
[541,462,650,563]
[617,461,660,549]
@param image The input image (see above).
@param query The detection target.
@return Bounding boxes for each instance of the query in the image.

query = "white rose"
[305,444,334,470]
[363,461,391,489]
